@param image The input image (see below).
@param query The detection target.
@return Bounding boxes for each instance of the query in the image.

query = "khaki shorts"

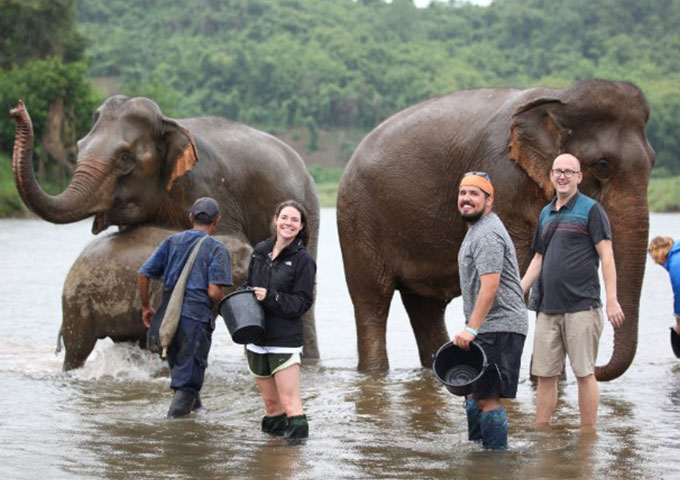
[531,308,604,378]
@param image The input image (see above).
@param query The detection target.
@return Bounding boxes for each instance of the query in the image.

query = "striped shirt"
[532,192,612,314]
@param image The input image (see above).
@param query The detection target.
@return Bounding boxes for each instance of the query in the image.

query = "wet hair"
[648,236,674,265]
[272,199,310,246]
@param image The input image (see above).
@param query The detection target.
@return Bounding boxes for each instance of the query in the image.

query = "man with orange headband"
[648,236,680,357]
[454,171,528,450]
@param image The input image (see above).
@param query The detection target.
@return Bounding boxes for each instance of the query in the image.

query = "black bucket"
[218,289,265,344]
[671,328,680,359]
[432,341,488,396]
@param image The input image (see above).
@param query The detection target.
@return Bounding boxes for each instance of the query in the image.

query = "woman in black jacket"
[246,200,316,439]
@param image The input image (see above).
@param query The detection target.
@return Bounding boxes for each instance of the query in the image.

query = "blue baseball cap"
[190,197,219,223]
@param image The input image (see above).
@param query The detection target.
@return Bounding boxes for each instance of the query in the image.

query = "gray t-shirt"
[457,212,528,335]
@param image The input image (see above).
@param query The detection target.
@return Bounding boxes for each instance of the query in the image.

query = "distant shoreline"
[1,161,678,213]
[317,174,680,211]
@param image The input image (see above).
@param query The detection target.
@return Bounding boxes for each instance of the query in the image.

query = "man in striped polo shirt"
[521,153,625,427]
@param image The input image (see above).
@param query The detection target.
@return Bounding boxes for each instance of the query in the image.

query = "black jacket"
[245,237,316,347]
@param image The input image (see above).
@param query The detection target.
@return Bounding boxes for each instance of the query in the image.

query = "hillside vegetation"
[1,0,679,211]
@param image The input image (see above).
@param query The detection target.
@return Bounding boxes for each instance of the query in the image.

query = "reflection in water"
[1,212,680,478]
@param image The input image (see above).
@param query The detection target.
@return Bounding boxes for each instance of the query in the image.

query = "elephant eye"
[117,152,136,174]
[594,158,611,179]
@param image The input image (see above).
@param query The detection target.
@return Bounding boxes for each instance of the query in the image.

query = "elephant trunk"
[594,205,649,381]
[10,100,111,225]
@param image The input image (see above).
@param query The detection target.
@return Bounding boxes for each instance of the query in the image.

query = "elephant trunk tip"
[9,99,27,119]
[594,356,634,382]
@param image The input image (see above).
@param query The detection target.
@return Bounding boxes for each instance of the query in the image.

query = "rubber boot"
[465,398,482,441]
[480,407,508,450]
[670,327,680,358]
[262,413,288,436]
[283,414,309,440]
[167,389,196,419]
[192,393,203,411]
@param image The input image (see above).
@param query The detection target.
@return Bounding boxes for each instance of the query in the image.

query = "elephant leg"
[341,234,395,371]
[400,292,449,368]
[301,304,319,359]
[62,329,97,371]
[346,263,395,371]
[353,290,394,372]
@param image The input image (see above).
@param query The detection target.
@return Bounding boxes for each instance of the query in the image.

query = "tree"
[0,0,97,183]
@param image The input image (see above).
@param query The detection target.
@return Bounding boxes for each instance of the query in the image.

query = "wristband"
[465,326,478,336]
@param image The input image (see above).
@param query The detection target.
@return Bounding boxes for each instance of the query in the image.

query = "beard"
[460,210,484,222]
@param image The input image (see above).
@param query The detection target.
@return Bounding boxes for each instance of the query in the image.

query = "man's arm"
[208,283,226,306]
[138,273,155,329]
[453,272,500,350]
[520,252,543,295]
[595,239,625,328]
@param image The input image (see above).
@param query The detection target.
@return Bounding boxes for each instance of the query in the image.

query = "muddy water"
[1,210,679,479]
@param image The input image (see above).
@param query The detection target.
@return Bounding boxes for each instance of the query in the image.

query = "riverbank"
[2,153,678,212]
[647,176,680,212]
[0,154,23,217]
[311,172,680,211]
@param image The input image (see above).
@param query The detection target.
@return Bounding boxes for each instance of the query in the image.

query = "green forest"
[1,0,679,213]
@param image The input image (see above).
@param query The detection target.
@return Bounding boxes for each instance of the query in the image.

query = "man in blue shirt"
[648,236,680,357]
[139,197,232,418]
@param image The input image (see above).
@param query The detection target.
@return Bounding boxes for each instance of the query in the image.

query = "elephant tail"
[55,327,63,355]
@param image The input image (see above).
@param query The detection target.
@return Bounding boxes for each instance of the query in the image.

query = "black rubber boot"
[192,393,203,412]
[167,389,196,419]
[261,413,288,436]
[284,414,309,440]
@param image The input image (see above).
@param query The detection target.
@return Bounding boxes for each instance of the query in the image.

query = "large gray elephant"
[10,97,320,357]
[58,226,252,370]
[337,80,655,380]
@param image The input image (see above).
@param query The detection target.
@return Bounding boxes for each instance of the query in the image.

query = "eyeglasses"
[463,171,490,181]
[550,169,580,178]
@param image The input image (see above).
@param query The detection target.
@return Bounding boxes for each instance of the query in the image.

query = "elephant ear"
[509,97,572,201]
[162,118,199,191]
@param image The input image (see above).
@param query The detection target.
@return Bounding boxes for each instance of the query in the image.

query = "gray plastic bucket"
[218,289,265,344]
[432,341,488,396]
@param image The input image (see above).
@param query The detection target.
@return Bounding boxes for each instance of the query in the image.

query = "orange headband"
[460,173,494,196]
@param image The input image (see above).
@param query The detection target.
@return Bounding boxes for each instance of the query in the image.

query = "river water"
[0,209,678,479]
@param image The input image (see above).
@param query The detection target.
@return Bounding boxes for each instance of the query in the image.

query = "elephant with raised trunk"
[59,226,252,371]
[337,80,654,380]
[10,97,320,357]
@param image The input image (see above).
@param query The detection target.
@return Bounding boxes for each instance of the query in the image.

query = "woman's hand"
[253,287,267,302]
